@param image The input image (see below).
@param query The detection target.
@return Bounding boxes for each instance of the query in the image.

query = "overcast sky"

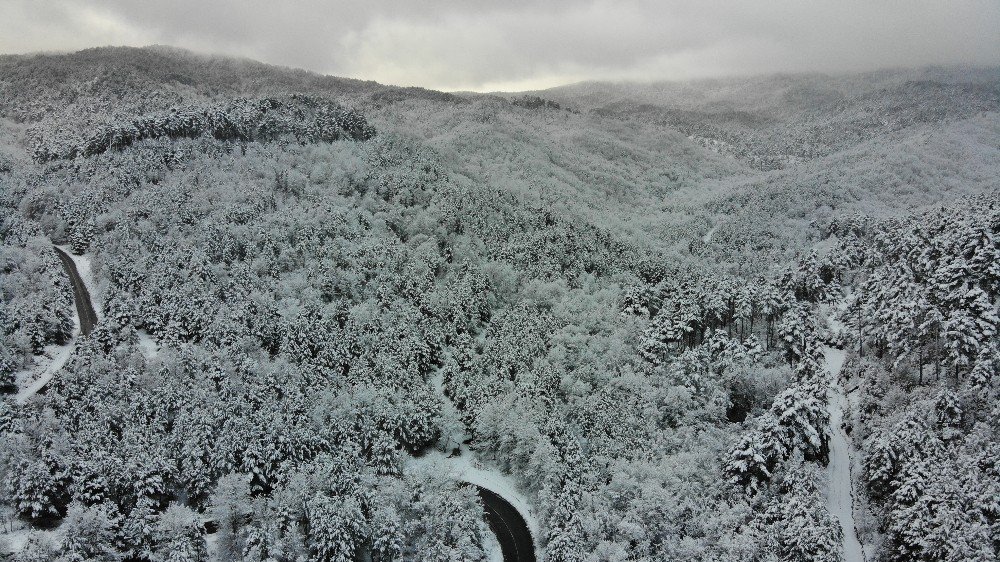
[1,1,998,92]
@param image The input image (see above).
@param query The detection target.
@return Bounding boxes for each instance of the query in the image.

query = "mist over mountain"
[2,46,999,562]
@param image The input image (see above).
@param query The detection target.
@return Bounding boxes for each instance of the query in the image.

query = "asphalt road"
[54,246,98,335]
[476,486,536,562]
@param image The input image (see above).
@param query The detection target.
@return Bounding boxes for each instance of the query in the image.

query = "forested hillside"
[1,47,997,561]
[832,197,1000,561]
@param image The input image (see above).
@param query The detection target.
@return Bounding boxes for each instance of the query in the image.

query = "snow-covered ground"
[0,523,61,558]
[702,224,718,243]
[823,343,866,562]
[137,329,161,359]
[2,530,30,556]
[204,531,220,561]
[14,341,76,404]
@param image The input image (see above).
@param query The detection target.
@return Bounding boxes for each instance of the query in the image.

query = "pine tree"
[69,218,96,255]
[12,456,70,521]
[306,493,367,562]
[154,503,208,562]
[770,385,830,464]
[369,501,402,562]
[724,430,776,495]
[59,502,121,562]
[770,467,844,562]
[943,287,998,375]
[120,499,158,561]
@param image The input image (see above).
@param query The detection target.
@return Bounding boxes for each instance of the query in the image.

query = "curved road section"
[54,246,98,335]
[476,486,536,562]
[15,247,97,403]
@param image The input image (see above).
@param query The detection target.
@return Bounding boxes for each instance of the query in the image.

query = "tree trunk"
[935,335,941,381]
[857,306,864,358]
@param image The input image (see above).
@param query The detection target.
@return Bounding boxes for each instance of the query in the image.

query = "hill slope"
[1,48,998,561]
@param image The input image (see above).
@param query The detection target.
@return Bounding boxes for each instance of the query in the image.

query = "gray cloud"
[1,0,998,91]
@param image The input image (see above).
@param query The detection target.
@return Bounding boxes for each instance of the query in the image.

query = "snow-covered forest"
[1,46,998,562]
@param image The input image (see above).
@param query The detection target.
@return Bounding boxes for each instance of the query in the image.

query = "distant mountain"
[0,45,467,125]
[530,67,1000,170]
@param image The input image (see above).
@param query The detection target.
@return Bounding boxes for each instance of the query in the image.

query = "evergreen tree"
[58,502,121,562]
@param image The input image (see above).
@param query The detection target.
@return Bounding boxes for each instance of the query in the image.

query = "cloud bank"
[1,1,998,91]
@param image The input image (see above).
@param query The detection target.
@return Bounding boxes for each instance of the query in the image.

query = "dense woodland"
[1,47,998,561]
[833,200,1000,561]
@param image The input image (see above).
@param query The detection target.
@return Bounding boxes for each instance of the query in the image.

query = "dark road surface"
[476,486,536,562]
[54,246,98,335]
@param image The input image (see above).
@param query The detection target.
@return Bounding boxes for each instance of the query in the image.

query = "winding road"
[476,486,536,562]
[428,367,539,561]
[15,247,97,403]
[54,246,98,335]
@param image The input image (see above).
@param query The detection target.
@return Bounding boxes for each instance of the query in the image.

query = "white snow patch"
[429,367,446,395]
[827,296,850,335]
[15,339,76,404]
[824,346,847,380]
[702,224,718,243]
[823,345,866,562]
[1,528,31,554]
[137,330,161,359]
[0,526,60,556]
[204,531,221,561]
